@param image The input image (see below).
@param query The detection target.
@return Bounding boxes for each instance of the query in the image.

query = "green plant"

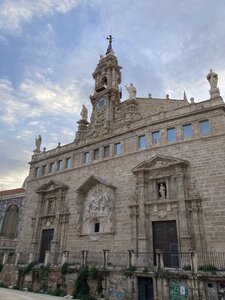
[182,265,191,271]
[125,266,137,278]
[73,266,90,299]
[40,264,50,279]
[89,266,98,280]
[50,288,67,296]
[12,285,20,290]
[0,282,8,288]
[61,262,70,275]
[143,267,149,273]
[96,272,103,296]
[198,264,218,272]
[24,261,38,275]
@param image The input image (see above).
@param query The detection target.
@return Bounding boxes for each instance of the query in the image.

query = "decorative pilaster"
[136,172,148,252]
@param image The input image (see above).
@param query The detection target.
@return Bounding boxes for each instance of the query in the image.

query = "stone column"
[82,251,88,266]
[103,249,110,269]
[128,250,135,267]
[190,250,198,274]
[156,249,164,270]
[44,250,50,266]
[2,252,8,265]
[29,252,34,264]
[15,252,21,266]
[61,251,69,266]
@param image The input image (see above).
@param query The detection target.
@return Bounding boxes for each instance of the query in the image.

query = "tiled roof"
[0,188,26,197]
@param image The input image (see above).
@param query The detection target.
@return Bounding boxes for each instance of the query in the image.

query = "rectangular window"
[49,162,54,173]
[84,151,90,163]
[199,120,210,135]
[42,165,47,175]
[167,128,176,142]
[35,167,39,177]
[138,134,146,148]
[65,157,71,169]
[94,223,100,233]
[103,145,110,158]
[115,142,121,156]
[182,124,193,138]
[152,131,160,145]
[93,148,99,161]
[57,160,63,171]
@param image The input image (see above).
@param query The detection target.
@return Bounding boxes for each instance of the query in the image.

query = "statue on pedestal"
[206,69,220,99]
[125,83,137,100]
[35,135,42,152]
[80,105,88,121]
[207,69,218,89]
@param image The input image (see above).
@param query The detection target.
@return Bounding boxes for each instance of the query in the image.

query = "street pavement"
[0,288,66,300]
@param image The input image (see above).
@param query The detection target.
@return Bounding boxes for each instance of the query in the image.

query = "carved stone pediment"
[36,180,68,194]
[76,175,116,194]
[132,154,189,175]
[76,176,116,235]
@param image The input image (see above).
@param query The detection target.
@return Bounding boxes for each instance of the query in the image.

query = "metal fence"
[1,249,225,272]
[198,252,225,271]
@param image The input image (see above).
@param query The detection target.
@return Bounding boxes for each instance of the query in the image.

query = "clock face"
[96,95,108,110]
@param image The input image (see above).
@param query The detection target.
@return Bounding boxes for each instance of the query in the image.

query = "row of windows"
[35,157,72,177]
[138,120,210,148]
[83,143,121,163]
[34,120,210,175]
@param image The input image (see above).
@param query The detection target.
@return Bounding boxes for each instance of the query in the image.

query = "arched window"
[1,204,19,238]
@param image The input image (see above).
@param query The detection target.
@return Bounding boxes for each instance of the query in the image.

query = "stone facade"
[9,40,225,299]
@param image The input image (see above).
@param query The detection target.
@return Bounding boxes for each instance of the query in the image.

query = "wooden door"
[39,229,54,263]
[153,221,179,267]
[138,277,154,300]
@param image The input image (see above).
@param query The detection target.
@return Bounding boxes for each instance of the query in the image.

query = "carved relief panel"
[76,176,116,236]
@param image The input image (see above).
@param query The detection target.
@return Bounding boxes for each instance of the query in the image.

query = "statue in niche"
[80,105,88,121]
[35,135,42,152]
[206,69,218,89]
[159,183,166,198]
[125,83,137,99]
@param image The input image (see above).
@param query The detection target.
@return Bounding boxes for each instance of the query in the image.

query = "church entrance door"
[39,229,54,263]
[138,277,154,300]
[153,221,179,267]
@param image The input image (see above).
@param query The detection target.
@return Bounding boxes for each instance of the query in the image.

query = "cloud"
[20,75,89,115]
[0,0,81,35]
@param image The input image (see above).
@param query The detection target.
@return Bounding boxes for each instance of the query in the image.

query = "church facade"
[3,39,225,299]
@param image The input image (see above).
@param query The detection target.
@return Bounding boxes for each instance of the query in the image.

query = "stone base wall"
[1,265,225,299]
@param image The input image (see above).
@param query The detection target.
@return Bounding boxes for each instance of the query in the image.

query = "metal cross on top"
[106,35,114,54]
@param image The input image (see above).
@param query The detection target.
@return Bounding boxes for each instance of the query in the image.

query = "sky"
[0,0,225,190]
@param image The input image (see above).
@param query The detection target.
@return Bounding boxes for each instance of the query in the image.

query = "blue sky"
[1,0,225,190]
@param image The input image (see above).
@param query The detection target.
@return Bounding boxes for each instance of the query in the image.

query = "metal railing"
[0,249,225,272]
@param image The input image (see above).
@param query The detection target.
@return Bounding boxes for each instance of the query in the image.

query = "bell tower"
[89,36,122,138]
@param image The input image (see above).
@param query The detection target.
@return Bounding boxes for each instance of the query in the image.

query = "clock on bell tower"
[89,35,122,137]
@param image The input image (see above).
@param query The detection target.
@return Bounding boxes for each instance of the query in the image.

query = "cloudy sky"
[0,0,225,190]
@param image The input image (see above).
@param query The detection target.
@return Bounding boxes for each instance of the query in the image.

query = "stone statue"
[35,135,42,152]
[80,105,88,121]
[125,83,137,100]
[159,184,166,198]
[206,69,218,89]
